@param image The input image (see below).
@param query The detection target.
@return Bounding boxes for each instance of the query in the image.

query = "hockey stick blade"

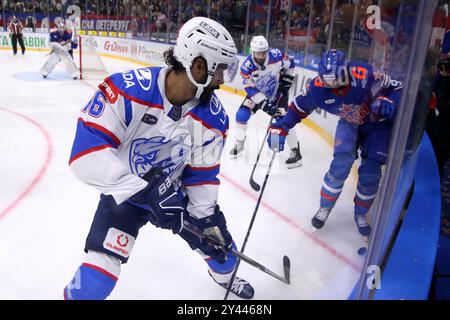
[283,255,291,285]
[248,116,274,192]
[231,249,290,284]
[249,176,261,191]
[183,222,290,284]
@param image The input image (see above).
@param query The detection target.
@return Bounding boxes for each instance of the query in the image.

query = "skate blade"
[229,152,244,159]
[286,161,303,169]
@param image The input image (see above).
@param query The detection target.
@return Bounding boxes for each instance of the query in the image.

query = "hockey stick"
[249,93,285,191]
[249,116,273,191]
[225,152,291,300]
[183,221,290,285]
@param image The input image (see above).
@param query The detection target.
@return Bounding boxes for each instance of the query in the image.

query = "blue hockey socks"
[64,263,118,300]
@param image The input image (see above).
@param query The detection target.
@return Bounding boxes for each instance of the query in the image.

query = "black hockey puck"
[358,247,367,256]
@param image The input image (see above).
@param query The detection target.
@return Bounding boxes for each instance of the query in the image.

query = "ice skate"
[285,143,302,168]
[229,138,245,158]
[355,214,371,237]
[209,271,254,299]
[311,207,331,229]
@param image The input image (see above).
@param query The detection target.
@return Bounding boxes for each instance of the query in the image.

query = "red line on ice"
[219,173,361,272]
[0,108,53,220]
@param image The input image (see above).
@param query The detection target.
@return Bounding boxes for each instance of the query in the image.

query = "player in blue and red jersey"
[267,49,403,237]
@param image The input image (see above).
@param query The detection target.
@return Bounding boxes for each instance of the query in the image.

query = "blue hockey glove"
[129,167,185,234]
[370,96,396,119]
[267,117,289,152]
[182,205,233,263]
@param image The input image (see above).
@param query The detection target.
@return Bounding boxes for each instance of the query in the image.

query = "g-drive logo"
[199,21,219,38]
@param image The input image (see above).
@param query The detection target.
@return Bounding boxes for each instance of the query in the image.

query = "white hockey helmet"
[57,20,66,31]
[250,35,269,53]
[174,17,238,99]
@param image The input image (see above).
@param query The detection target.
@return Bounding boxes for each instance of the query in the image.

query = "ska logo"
[129,134,190,178]
[255,73,277,98]
[339,103,370,125]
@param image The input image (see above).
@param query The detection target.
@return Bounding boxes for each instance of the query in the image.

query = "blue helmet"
[318,49,349,88]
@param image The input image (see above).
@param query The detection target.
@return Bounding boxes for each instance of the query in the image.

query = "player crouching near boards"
[229,35,303,168]
[266,49,402,238]
[64,17,254,300]
[40,21,79,80]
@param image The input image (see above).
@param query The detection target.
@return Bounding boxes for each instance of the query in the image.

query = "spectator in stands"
[252,20,265,35]
[155,8,167,32]
[26,15,36,32]
[428,52,450,178]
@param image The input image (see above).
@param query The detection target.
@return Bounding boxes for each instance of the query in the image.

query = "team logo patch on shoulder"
[103,227,135,258]
[209,95,223,115]
[134,68,152,91]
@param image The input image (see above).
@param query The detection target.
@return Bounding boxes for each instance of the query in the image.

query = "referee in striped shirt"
[8,15,26,55]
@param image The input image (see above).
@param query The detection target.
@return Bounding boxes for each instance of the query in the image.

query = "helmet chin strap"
[186,68,213,99]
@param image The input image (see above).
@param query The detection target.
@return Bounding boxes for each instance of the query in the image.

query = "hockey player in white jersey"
[64,17,255,300]
[40,21,79,79]
[229,35,302,168]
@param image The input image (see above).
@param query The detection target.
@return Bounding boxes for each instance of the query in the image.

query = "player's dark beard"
[199,83,219,102]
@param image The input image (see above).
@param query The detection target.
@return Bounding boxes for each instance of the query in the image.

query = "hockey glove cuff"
[267,118,289,152]
[185,205,233,263]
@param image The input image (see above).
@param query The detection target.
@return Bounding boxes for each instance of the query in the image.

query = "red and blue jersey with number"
[69,67,229,219]
[287,62,403,126]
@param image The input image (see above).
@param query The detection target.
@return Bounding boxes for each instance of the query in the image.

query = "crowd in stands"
[0,0,444,66]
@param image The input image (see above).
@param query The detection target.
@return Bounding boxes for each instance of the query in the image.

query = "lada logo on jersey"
[134,68,152,91]
[324,99,335,104]
[130,134,190,178]
[209,95,222,115]
[199,21,219,38]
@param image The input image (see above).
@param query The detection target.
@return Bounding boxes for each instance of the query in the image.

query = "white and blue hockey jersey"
[240,48,295,105]
[69,67,229,219]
